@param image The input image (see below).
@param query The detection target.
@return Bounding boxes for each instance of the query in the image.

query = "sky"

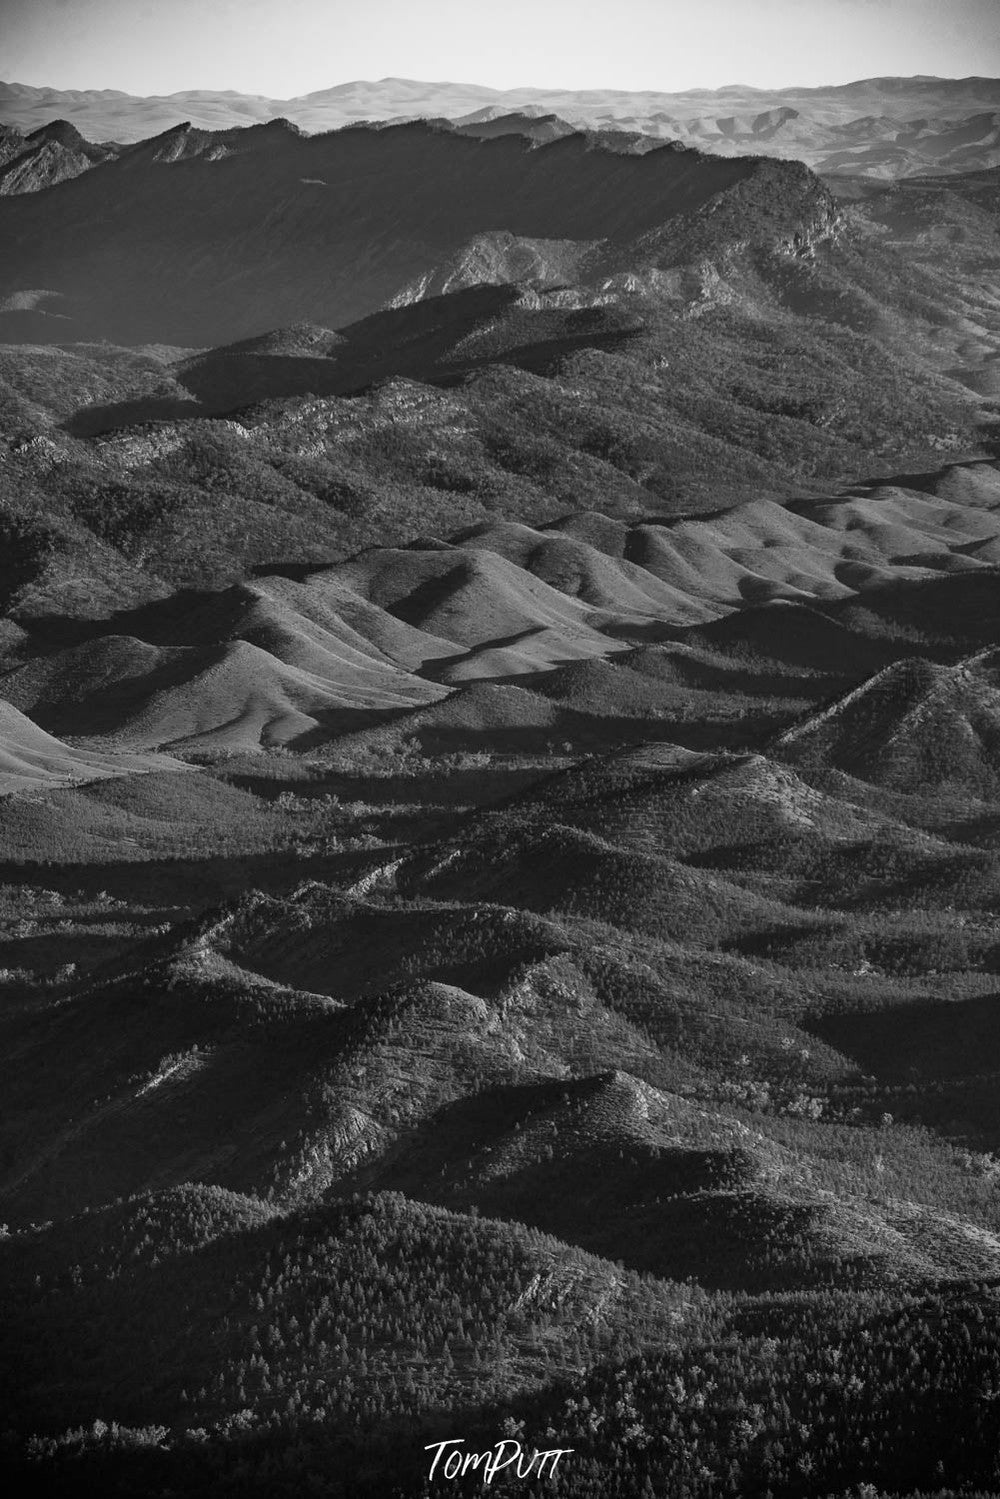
[1,0,998,97]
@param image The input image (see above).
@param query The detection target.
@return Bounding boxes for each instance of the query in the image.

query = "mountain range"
[3,69,1000,1499]
[3,74,1000,178]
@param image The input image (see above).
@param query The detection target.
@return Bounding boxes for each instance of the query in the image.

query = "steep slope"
[0,123,770,346]
[0,119,120,195]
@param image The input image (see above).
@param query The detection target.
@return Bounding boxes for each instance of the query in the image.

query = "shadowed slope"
[0,122,762,346]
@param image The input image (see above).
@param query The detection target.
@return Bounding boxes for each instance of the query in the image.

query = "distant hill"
[2,75,1000,177]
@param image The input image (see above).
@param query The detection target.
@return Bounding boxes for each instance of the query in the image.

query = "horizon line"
[2,71,998,104]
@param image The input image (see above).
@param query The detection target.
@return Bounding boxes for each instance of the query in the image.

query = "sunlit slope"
[0,697,188,792]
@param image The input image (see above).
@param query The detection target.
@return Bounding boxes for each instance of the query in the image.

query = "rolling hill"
[1,462,998,752]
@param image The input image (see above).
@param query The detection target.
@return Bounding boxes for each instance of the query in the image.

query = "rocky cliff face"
[0,119,119,195]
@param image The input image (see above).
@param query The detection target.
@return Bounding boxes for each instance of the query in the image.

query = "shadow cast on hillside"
[0,844,382,907]
[810,990,1000,1082]
[60,311,643,438]
[63,394,204,437]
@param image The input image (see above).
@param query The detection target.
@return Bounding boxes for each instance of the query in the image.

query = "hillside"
[0,122,765,346]
[778,650,1000,794]
[0,697,189,792]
